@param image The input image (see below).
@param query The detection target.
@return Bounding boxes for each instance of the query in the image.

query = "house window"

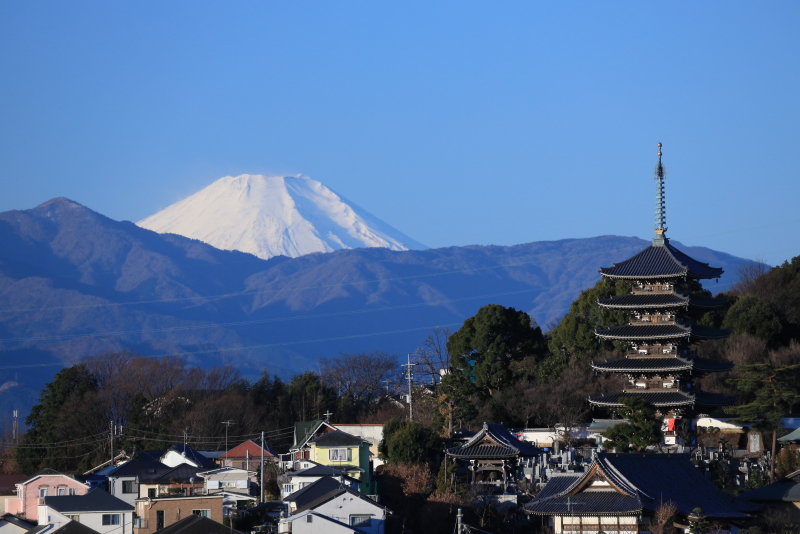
[329,448,348,462]
[283,484,292,494]
[192,510,210,518]
[57,488,66,496]
[306,515,313,523]
[69,488,78,496]
[350,515,371,527]
[39,488,48,498]
[65,515,80,523]
[122,481,135,493]
[102,515,120,526]
[148,488,157,498]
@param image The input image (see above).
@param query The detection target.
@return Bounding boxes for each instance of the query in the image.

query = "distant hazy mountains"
[137,174,427,260]
[0,197,755,418]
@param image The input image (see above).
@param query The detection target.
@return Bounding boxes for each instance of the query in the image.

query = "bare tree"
[412,327,451,385]
[730,261,768,295]
[651,500,677,534]
[319,352,401,403]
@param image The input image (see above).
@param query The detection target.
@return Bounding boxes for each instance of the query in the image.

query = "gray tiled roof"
[592,357,694,373]
[588,391,696,407]
[155,514,243,534]
[45,490,134,513]
[738,470,800,503]
[591,356,733,374]
[526,454,749,519]
[597,293,726,310]
[107,460,167,478]
[599,242,724,280]
[309,430,362,448]
[595,323,729,341]
[447,423,539,459]
[588,390,736,408]
[778,427,800,442]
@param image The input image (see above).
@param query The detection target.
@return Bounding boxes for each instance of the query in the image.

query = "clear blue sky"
[1,2,798,266]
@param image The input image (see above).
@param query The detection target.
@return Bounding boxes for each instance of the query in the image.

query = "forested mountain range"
[0,197,756,418]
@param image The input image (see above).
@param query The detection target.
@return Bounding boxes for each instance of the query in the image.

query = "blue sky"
[1,2,798,266]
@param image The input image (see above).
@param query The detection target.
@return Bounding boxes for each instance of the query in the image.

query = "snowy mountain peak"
[137,174,426,260]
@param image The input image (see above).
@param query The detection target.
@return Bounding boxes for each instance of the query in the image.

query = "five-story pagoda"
[588,144,735,420]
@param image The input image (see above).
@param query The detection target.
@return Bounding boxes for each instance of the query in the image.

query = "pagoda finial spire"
[653,142,668,245]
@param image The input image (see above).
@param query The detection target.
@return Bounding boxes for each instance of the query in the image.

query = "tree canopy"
[447,304,547,397]
[604,397,663,452]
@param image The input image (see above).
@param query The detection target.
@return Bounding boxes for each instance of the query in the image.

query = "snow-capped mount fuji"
[137,174,427,260]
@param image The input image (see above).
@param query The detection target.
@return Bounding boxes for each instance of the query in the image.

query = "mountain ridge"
[0,197,757,418]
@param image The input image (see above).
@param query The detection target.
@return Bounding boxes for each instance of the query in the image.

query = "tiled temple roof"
[446,423,539,459]
[591,356,733,374]
[594,323,729,341]
[525,454,750,519]
[597,293,726,310]
[588,390,736,408]
[599,242,724,280]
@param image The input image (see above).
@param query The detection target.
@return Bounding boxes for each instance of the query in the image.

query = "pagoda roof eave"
[599,242,724,280]
[591,356,734,374]
[588,391,696,408]
[594,324,729,341]
[597,293,725,310]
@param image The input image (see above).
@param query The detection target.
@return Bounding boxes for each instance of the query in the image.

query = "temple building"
[588,144,735,422]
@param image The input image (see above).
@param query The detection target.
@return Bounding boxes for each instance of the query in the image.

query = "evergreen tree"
[604,397,662,452]
[729,363,800,481]
[723,295,784,347]
[547,278,631,358]
[447,304,547,397]
[17,365,100,474]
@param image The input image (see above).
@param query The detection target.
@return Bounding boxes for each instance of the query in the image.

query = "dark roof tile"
[45,490,134,513]
[599,242,724,280]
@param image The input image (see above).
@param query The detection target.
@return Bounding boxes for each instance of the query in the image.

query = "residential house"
[132,495,223,534]
[137,465,204,499]
[331,425,384,464]
[105,461,166,507]
[525,453,751,533]
[306,431,374,495]
[277,510,367,534]
[29,520,99,534]
[196,467,255,517]
[0,476,27,514]
[280,478,389,534]
[290,422,338,462]
[38,490,134,534]
[218,440,278,471]
[5,469,89,522]
[0,513,36,534]
[159,446,216,469]
[277,463,359,499]
[153,514,242,534]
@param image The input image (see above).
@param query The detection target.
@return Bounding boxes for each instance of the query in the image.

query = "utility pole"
[456,508,463,533]
[402,353,416,421]
[381,379,390,395]
[12,410,18,445]
[260,431,265,504]
[221,421,236,461]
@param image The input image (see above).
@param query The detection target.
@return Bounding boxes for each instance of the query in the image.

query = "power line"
[0,289,538,345]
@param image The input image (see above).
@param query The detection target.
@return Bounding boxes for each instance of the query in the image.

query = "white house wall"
[38,505,134,534]
[108,476,139,507]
